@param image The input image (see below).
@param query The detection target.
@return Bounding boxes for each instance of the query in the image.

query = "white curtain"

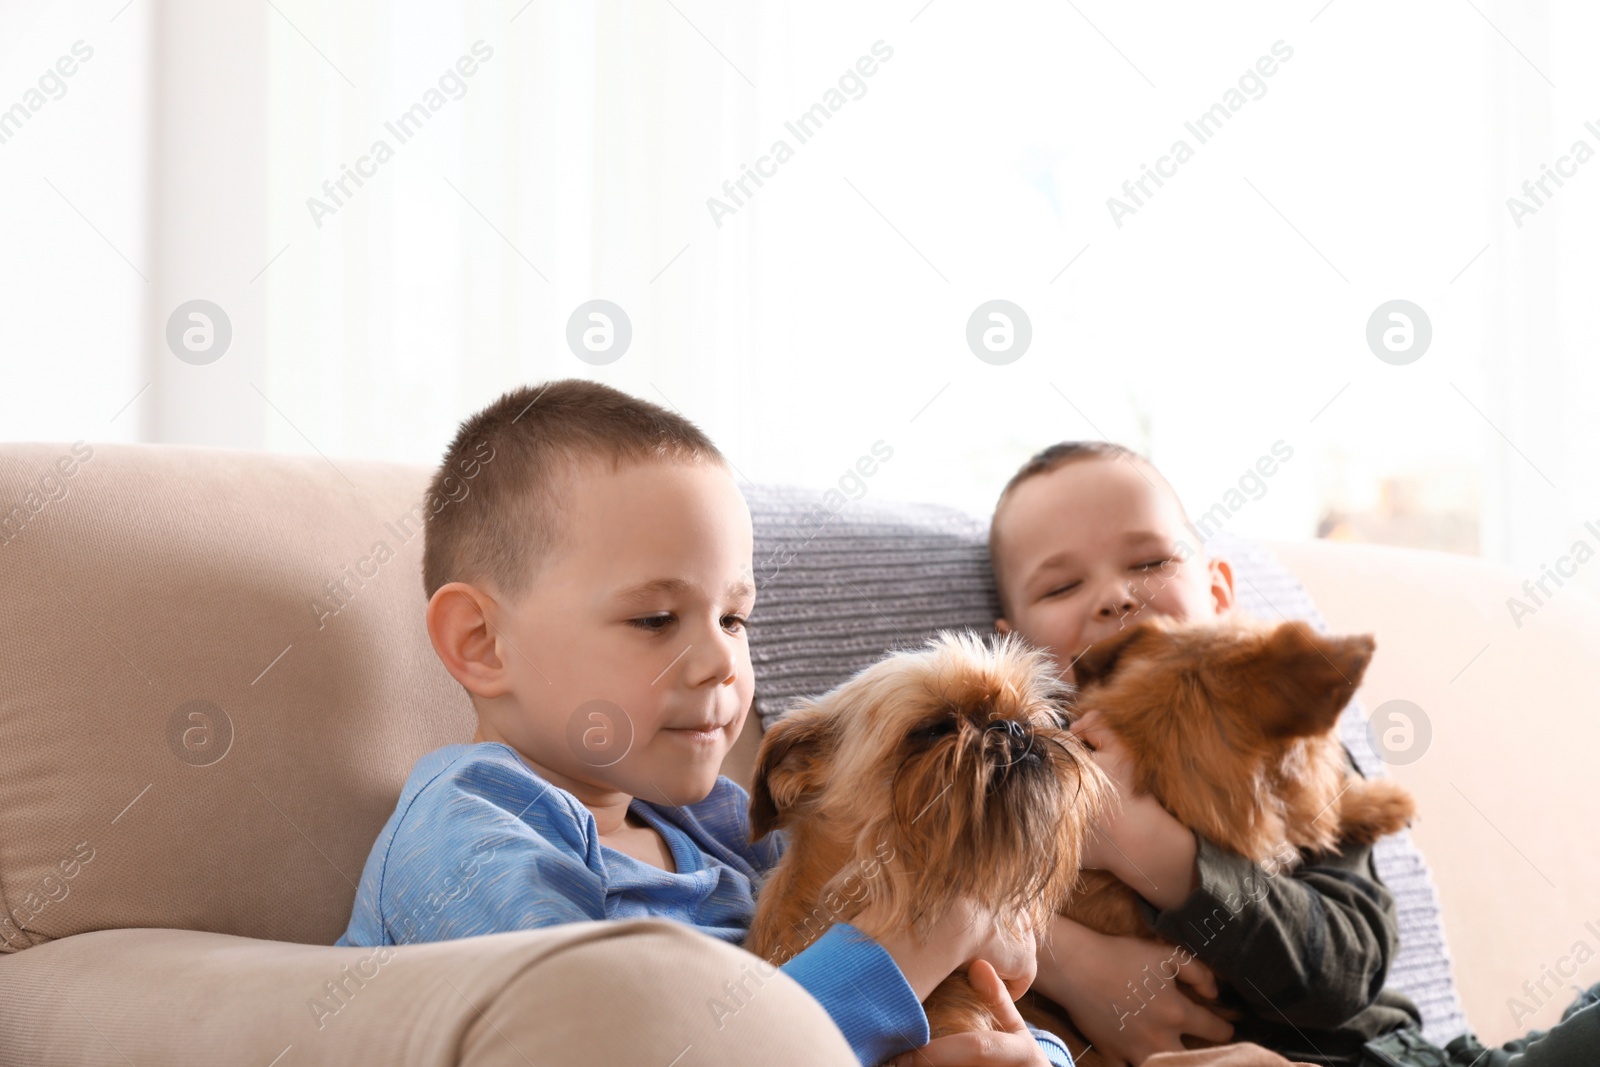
[4,0,1597,579]
[1483,0,1600,572]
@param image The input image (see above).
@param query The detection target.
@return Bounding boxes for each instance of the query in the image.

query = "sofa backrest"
[742,484,1004,732]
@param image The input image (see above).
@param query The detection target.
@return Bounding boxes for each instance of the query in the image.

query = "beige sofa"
[0,442,1591,1063]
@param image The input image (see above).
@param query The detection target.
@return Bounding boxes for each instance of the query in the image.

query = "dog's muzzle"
[984,718,1039,768]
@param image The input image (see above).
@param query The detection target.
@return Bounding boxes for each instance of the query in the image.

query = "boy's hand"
[885,959,1050,1067]
[857,896,1037,1004]
[1071,711,1199,911]
[955,902,1038,1002]
[1041,920,1233,1067]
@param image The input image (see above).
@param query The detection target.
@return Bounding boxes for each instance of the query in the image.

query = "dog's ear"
[1250,622,1375,739]
[748,706,836,840]
[1069,621,1156,691]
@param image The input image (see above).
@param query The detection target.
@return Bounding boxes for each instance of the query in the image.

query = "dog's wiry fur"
[746,631,1111,1038]
[1022,615,1417,1062]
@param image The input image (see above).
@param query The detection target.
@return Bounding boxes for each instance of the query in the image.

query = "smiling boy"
[988,441,1425,1067]
[336,380,1067,1067]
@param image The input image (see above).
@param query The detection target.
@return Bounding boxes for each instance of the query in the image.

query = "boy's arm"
[1076,715,1402,1030]
[779,922,930,1067]
[377,763,610,944]
[1141,749,1402,1032]
[780,924,1072,1067]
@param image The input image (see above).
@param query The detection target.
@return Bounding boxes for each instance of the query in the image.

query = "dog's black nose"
[985,719,1037,766]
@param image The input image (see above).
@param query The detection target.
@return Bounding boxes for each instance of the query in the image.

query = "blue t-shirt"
[336,742,1072,1066]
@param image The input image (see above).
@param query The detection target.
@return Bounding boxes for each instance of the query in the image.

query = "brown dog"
[746,631,1112,1039]
[1019,615,1417,1063]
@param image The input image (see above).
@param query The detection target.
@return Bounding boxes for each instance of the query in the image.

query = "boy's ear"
[1208,557,1236,616]
[749,706,836,840]
[426,582,511,698]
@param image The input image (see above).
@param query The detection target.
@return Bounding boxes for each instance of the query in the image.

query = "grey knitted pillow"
[744,484,1469,1045]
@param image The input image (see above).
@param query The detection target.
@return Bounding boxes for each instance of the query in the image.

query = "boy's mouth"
[663,716,732,742]
[664,728,724,745]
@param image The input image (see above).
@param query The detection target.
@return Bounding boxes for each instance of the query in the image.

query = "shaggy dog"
[745,631,1112,1037]
[1020,615,1417,1064]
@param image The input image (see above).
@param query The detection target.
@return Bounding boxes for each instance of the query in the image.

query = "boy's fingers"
[1179,1001,1236,1046]
[1070,715,1131,769]
[1070,724,1109,753]
[1176,956,1220,1000]
[884,964,1035,1067]
[970,958,1028,1033]
[964,915,1036,1001]
[1068,710,1102,737]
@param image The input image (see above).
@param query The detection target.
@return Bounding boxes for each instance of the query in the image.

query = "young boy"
[987,441,1425,1067]
[335,379,1071,1067]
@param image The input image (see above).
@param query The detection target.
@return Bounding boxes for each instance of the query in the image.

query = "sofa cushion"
[743,485,1470,1045]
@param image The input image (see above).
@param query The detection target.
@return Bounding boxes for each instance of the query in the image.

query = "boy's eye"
[1042,581,1080,599]
[631,613,750,633]
[1135,557,1175,571]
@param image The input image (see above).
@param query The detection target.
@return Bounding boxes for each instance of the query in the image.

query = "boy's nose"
[685,630,740,687]
[1093,581,1137,618]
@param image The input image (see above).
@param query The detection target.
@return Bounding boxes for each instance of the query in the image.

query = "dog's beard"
[863,722,1100,941]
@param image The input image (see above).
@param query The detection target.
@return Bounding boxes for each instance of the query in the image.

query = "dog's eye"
[910,719,957,744]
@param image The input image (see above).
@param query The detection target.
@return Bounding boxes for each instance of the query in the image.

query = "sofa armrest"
[0,920,858,1066]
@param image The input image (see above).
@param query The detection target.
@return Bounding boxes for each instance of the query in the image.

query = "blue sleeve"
[1027,1023,1075,1066]
[779,921,930,1066]
[380,758,608,943]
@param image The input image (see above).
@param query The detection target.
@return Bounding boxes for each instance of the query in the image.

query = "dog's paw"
[1337,779,1416,845]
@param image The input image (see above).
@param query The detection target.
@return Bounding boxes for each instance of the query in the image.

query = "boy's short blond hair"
[422,379,725,601]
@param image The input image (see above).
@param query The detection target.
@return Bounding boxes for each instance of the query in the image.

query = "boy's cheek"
[1149,573,1213,621]
[1012,610,1082,675]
